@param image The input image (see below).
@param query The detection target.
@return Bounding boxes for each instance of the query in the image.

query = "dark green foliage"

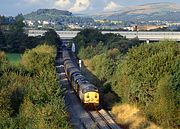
[74,29,104,49]
[0,29,5,46]
[0,15,6,24]
[0,15,61,53]
[42,29,61,46]
[1,28,60,53]
[14,14,25,31]
[0,15,15,25]
[4,31,28,52]
[104,33,140,53]
[74,29,140,54]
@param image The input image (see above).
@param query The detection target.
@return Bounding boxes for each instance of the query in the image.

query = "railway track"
[88,109,121,129]
[56,49,122,129]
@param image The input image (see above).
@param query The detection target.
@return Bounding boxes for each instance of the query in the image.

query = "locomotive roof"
[78,80,98,92]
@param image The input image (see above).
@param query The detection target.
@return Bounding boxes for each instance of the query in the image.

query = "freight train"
[62,48,99,108]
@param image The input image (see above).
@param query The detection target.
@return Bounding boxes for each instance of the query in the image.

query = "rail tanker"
[63,48,99,108]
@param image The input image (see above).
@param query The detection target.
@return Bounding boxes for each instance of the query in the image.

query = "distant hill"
[24,9,95,28]
[93,2,180,22]
[24,9,72,21]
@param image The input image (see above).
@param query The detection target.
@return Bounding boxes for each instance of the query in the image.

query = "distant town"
[1,2,180,31]
[23,18,180,31]
[1,14,180,32]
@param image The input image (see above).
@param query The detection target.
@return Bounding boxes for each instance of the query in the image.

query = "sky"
[1,0,180,16]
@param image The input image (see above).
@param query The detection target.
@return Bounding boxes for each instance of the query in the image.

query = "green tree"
[0,29,5,49]
[14,14,25,31]
[42,29,61,46]
[73,28,104,48]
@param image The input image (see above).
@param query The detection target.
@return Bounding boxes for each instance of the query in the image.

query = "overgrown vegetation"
[0,45,71,128]
[74,29,180,129]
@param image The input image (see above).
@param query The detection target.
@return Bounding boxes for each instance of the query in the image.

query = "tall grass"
[112,104,162,129]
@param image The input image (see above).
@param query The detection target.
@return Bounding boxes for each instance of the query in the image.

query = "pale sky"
[1,0,180,16]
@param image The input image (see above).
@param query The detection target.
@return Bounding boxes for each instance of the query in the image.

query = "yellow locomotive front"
[79,84,100,108]
[84,91,99,107]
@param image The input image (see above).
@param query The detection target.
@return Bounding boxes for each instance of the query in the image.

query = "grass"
[112,104,162,129]
[6,53,22,65]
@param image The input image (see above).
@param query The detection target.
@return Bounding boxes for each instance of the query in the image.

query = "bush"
[78,42,107,59]
[82,48,121,83]
[21,44,56,72]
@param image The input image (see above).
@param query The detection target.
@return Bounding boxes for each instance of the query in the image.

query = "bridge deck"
[28,30,180,41]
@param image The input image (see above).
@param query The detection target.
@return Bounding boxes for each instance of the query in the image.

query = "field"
[6,53,22,65]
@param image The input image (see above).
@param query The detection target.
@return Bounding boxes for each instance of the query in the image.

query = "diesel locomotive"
[63,48,99,108]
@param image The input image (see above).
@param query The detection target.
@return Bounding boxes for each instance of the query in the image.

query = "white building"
[43,21,49,25]
[24,20,34,27]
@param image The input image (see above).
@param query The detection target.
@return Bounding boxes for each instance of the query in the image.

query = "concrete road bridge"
[27,29,180,42]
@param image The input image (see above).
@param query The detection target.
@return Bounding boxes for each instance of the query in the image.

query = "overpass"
[27,29,180,42]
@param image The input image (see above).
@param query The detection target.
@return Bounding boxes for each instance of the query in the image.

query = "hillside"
[24,8,94,24]
[24,9,72,20]
[93,2,180,22]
